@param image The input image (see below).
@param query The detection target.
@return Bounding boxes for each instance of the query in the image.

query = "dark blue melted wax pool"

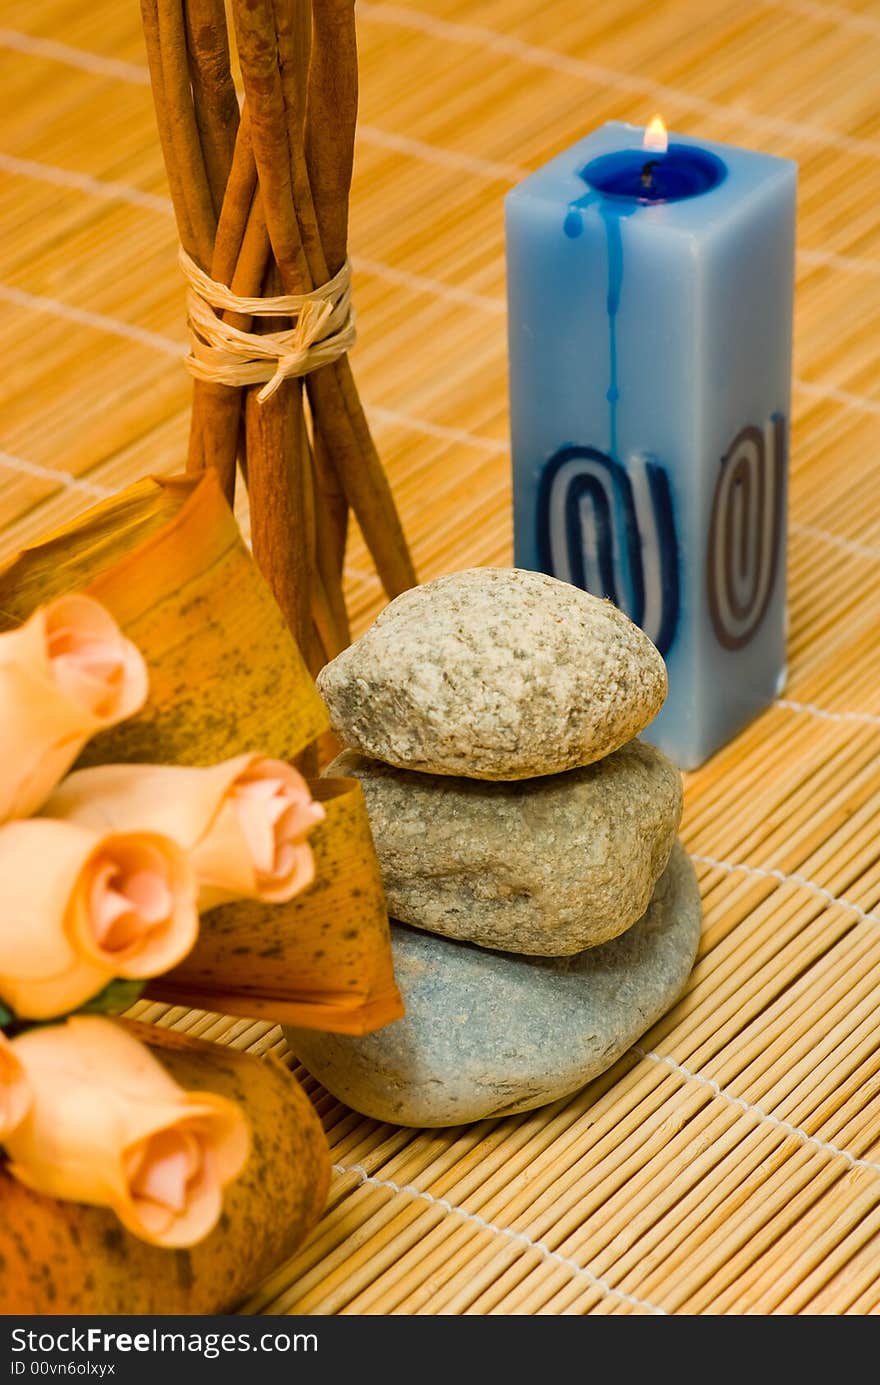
[580,143,727,204]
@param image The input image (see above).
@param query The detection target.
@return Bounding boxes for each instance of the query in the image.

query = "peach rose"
[0,1033,31,1140]
[0,593,148,821]
[0,819,198,1020]
[4,1017,249,1247]
[44,754,325,911]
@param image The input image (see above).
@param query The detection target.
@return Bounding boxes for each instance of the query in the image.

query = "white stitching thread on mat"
[7,148,880,293]
[690,853,880,928]
[790,521,880,562]
[332,1050,880,1315]
[0,27,151,82]
[0,151,173,213]
[798,246,880,277]
[2,277,880,697]
[3,275,880,588]
[6,443,875,738]
[352,254,506,315]
[794,376,880,417]
[7,135,879,284]
[1,279,879,723]
[3,255,880,424]
[4,416,877,731]
[0,450,111,499]
[768,0,880,39]
[0,153,508,309]
[331,1161,668,1314]
[357,123,525,182]
[358,2,880,162]
[5,423,875,742]
[8,267,880,571]
[0,283,182,356]
[367,405,506,454]
[3,12,880,165]
[775,699,880,728]
[634,1047,880,1177]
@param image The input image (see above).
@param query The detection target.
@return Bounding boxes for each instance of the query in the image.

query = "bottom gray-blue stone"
[285,841,701,1128]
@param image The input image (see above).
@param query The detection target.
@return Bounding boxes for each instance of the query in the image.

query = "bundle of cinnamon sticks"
[140,0,415,672]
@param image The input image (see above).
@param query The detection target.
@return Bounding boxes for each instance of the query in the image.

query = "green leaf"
[77,978,147,1016]
[0,1002,14,1031]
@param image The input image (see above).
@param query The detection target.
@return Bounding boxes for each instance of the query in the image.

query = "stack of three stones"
[285,568,701,1128]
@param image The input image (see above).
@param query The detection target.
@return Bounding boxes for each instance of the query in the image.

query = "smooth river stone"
[285,842,701,1128]
[325,739,682,955]
[315,568,667,780]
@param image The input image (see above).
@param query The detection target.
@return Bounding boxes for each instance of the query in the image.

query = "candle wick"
[641,159,659,189]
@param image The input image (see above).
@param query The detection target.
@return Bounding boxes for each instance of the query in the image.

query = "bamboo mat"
[1,0,879,1317]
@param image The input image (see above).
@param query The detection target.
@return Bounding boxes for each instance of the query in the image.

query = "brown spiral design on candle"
[707,415,786,650]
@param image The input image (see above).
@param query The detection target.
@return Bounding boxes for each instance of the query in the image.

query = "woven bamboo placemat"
[1,0,879,1316]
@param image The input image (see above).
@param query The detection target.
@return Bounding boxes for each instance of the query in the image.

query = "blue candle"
[505,120,797,770]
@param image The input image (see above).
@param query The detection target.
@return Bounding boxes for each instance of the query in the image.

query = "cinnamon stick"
[306,0,357,279]
[183,0,239,218]
[144,0,236,498]
[302,0,354,577]
[231,0,415,601]
[188,120,269,496]
[285,3,414,598]
[142,0,415,661]
[245,381,309,653]
[154,0,216,268]
[225,0,326,661]
[140,0,197,256]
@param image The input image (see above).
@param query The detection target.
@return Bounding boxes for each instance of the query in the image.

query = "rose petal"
[230,761,324,899]
[50,644,126,718]
[0,1034,31,1140]
[234,790,280,876]
[43,755,324,911]
[44,596,148,725]
[74,834,198,980]
[5,1018,250,1248]
[129,1127,202,1214]
[0,596,148,822]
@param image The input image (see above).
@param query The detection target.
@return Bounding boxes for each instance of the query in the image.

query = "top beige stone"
[316,568,667,780]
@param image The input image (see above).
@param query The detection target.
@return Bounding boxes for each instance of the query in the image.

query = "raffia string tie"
[179,247,356,402]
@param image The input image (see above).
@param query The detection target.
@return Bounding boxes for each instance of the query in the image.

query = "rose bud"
[0,819,198,1020]
[0,1033,31,1140]
[43,754,325,911]
[0,593,148,821]
[4,1017,249,1247]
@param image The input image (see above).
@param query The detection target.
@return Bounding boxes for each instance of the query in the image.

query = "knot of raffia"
[179,248,356,403]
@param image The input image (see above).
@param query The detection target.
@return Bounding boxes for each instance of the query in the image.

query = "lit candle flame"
[643,115,668,154]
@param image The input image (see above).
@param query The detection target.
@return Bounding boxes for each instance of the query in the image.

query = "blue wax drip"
[601,202,624,460]
[562,188,631,462]
[565,144,725,463]
[563,189,598,238]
